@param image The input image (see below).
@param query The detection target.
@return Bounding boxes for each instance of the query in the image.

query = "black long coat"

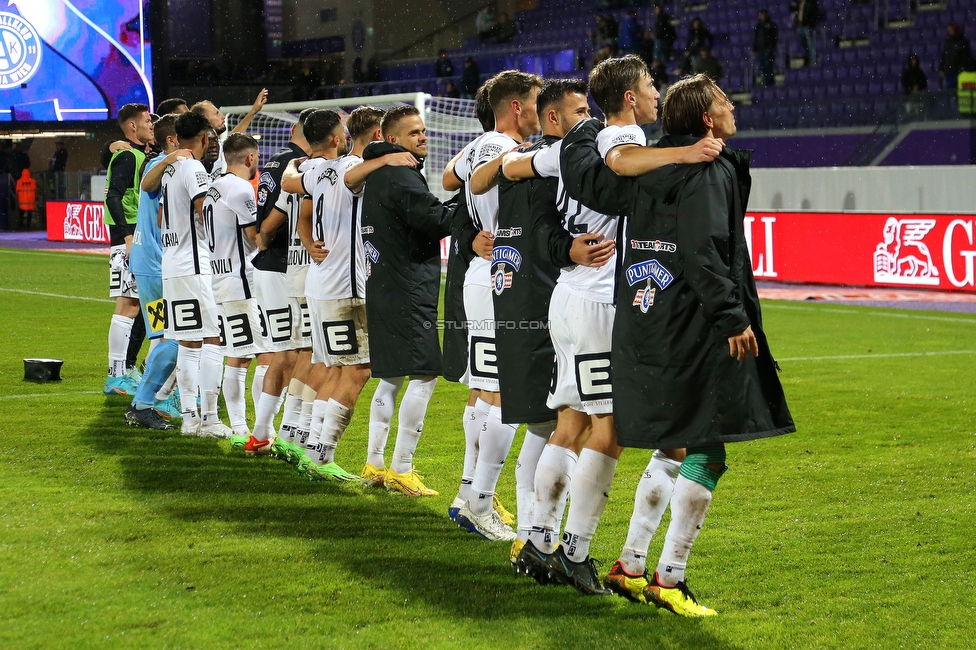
[560,119,795,449]
[361,142,454,378]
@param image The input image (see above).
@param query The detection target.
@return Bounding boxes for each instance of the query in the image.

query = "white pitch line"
[779,350,976,362]
[0,287,114,303]
[0,391,101,400]
[765,303,976,324]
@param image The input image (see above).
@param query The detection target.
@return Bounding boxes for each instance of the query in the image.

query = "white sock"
[469,405,517,516]
[317,399,353,464]
[148,338,160,356]
[460,398,491,503]
[367,377,403,468]
[222,365,249,433]
[280,388,303,431]
[155,369,177,401]
[562,449,618,563]
[199,343,224,425]
[253,391,283,441]
[108,314,134,377]
[293,398,313,444]
[303,399,329,461]
[175,345,201,420]
[251,364,268,413]
[391,377,436,474]
[515,424,552,540]
[656,475,713,587]
[620,450,682,575]
[527,444,578,553]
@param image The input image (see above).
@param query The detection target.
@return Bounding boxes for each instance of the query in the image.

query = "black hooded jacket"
[361,141,454,378]
[560,118,795,449]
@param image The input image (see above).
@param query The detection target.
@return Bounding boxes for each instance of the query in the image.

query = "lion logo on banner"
[63,204,84,240]
[873,217,939,286]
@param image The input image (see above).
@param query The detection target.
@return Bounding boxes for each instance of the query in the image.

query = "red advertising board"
[746,212,976,292]
[46,201,110,244]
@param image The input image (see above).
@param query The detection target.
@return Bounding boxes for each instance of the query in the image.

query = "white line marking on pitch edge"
[765,303,976,324]
[0,391,101,400]
[0,288,114,303]
[780,350,976,362]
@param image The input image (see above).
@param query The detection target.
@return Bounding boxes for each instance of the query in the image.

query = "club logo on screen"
[0,13,41,89]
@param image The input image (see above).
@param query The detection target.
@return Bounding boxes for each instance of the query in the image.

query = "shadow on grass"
[87,398,736,648]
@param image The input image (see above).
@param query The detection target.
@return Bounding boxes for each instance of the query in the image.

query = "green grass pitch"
[0,247,973,649]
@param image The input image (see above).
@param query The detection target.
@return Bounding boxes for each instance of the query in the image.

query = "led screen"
[0,1,153,122]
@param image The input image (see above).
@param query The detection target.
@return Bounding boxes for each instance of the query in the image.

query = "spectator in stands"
[444,81,461,99]
[619,10,643,55]
[693,49,723,83]
[591,14,619,52]
[638,29,657,68]
[752,9,779,87]
[902,54,928,95]
[494,12,518,43]
[435,49,454,77]
[353,57,366,84]
[366,58,382,83]
[789,0,819,67]
[477,6,497,44]
[460,57,481,99]
[11,142,30,179]
[650,59,670,92]
[654,4,677,62]
[685,17,713,67]
[938,23,972,90]
[592,44,615,68]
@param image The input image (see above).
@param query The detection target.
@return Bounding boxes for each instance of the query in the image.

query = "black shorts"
[109,222,136,247]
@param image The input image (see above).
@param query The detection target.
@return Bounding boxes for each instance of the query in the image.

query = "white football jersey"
[204,173,259,303]
[596,124,647,161]
[301,154,367,301]
[160,158,212,279]
[532,137,627,304]
[275,175,309,297]
[455,130,519,287]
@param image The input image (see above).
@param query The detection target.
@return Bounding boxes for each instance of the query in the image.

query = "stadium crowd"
[100,57,794,618]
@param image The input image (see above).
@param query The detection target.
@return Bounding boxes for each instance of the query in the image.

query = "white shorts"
[218,298,267,358]
[461,283,499,392]
[290,296,312,350]
[546,283,614,415]
[109,244,138,299]
[308,296,370,366]
[254,269,293,353]
[163,274,220,341]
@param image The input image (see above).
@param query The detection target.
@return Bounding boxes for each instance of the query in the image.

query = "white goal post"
[221,92,479,202]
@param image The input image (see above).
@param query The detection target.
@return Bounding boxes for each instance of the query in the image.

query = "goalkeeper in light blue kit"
[124,113,190,430]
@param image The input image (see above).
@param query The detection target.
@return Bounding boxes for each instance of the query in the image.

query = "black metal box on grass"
[23,359,64,382]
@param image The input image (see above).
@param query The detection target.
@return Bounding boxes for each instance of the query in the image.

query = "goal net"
[221,93,480,202]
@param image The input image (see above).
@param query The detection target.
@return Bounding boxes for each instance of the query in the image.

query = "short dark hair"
[486,70,544,114]
[153,114,179,147]
[588,55,649,116]
[661,73,723,138]
[303,109,343,146]
[474,82,495,131]
[117,103,149,126]
[381,105,421,137]
[474,81,495,131]
[156,98,187,116]
[298,107,317,126]
[222,132,260,164]
[347,106,385,140]
[175,111,211,141]
[537,79,589,117]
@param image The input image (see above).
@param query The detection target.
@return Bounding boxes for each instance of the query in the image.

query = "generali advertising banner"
[745,212,976,292]
[46,201,110,244]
